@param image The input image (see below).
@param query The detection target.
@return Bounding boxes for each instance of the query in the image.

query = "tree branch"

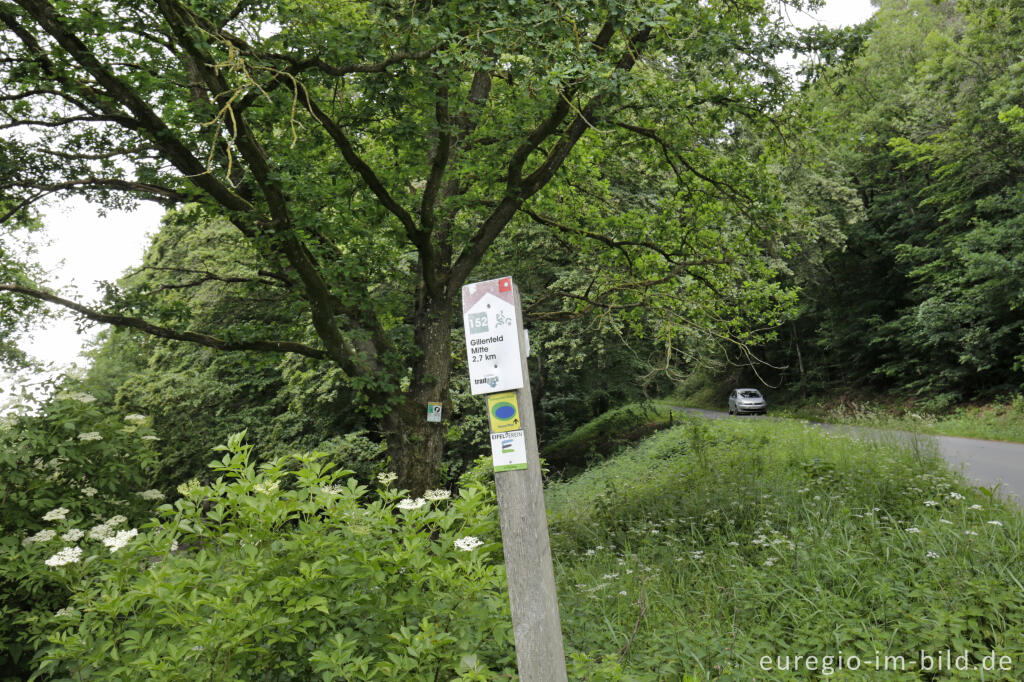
[0,284,328,359]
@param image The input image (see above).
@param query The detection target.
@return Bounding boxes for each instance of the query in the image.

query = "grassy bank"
[674,380,1024,444]
[547,417,1024,680]
[543,402,675,474]
[770,397,1024,445]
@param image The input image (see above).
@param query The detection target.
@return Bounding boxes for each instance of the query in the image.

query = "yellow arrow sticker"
[487,392,521,433]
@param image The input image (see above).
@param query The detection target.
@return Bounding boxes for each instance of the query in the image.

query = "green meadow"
[548,417,1024,680]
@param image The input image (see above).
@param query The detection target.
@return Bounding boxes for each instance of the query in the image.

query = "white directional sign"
[462,276,524,395]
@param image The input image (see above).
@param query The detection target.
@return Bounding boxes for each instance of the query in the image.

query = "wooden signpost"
[461,276,567,681]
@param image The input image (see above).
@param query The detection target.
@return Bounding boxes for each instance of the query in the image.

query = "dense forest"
[1,0,1023,677]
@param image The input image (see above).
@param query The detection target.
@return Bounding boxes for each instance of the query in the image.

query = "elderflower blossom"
[103,528,138,552]
[55,607,80,618]
[136,489,165,501]
[377,472,398,487]
[45,546,83,567]
[42,507,70,522]
[88,523,113,540]
[320,484,344,495]
[141,435,161,441]
[81,486,98,497]
[424,489,451,501]
[124,414,148,423]
[106,515,127,527]
[253,481,279,494]
[177,479,201,496]
[61,529,84,542]
[454,536,484,551]
[64,392,96,403]
[396,497,426,510]
[23,529,57,546]
[78,432,102,441]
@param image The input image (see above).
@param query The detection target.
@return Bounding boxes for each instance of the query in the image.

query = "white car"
[728,388,767,415]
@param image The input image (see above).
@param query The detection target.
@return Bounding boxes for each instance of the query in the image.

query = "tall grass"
[548,417,1024,680]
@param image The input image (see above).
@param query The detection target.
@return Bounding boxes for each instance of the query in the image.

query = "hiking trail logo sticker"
[490,430,527,471]
[487,392,520,432]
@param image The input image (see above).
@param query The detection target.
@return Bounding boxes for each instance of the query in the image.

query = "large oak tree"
[0,0,810,491]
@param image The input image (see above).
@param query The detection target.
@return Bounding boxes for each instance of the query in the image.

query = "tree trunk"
[385,296,453,495]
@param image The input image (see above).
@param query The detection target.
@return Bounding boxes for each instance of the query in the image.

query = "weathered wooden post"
[461,276,568,681]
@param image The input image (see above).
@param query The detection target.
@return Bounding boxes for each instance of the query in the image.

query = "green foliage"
[35,435,514,680]
[773,393,1024,445]
[548,416,1024,679]
[765,0,1024,404]
[544,402,673,472]
[0,387,162,678]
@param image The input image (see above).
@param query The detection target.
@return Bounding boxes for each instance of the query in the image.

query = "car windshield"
[739,390,762,399]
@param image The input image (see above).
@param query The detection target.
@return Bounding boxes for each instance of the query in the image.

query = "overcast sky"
[2,0,878,404]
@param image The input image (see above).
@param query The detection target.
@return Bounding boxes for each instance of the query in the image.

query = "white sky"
[0,0,877,407]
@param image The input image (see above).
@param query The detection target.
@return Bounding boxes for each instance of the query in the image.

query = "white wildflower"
[926,551,940,559]
[618,590,627,596]
[177,479,201,496]
[136,489,165,501]
[55,607,80,618]
[396,497,426,510]
[454,536,484,551]
[906,527,920,534]
[424,489,451,501]
[81,486,98,497]
[727,541,739,547]
[965,530,978,536]
[949,492,965,500]
[140,435,161,441]
[377,472,398,486]
[65,392,96,403]
[42,507,70,522]
[44,546,83,567]
[763,557,777,567]
[106,515,127,527]
[61,529,84,542]
[77,432,102,441]
[602,573,619,580]
[253,481,279,494]
[124,414,148,422]
[987,520,1004,527]
[88,524,113,540]
[23,529,57,546]
[103,528,138,552]
[968,504,983,510]
[690,551,705,561]
[584,549,596,556]
[320,484,344,495]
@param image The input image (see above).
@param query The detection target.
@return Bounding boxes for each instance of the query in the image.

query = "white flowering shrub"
[0,390,161,675]
[36,433,514,680]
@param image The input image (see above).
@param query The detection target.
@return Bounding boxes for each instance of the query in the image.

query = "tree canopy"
[1,0,815,489]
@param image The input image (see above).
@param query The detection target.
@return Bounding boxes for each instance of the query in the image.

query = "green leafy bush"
[0,389,161,677]
[35,434,515,680]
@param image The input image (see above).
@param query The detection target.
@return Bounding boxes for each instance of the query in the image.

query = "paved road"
[677,408,1024,504]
